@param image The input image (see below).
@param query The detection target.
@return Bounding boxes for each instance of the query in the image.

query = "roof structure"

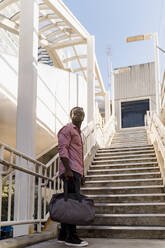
[0,0,105,100]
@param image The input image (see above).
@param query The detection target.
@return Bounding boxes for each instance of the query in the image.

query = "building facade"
[113,62,156,130]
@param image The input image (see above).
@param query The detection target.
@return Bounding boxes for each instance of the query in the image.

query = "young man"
[57,107,88,247]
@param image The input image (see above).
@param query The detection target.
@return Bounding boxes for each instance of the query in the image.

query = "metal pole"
[153,32,160,113]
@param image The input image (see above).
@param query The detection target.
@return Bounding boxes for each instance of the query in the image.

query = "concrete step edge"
[86,193,165,198]
[92,158,157,163]
[95,202,165,207]
[98,147,154,151]
[90,162,158,168]
[95,152,155,157]
[88,167,159,172]
[94,155,156,160]
[77,225,165,230]
[99,145,153,150]
[86,172,161,178]
[85,178,163,183]
[95,213,165,217]
[81,185,164,190]
[96,150,155,156]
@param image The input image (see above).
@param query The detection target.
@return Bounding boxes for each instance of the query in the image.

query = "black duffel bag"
[49,180,95,225]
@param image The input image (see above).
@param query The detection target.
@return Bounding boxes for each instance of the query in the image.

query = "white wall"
[0,53,87,154]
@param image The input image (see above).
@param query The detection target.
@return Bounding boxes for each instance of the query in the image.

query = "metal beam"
[63,54,86,63]
[39,14,59,23]
[95,59,105,95]
[0,14,19,35]
[10,11,20,22]
[39,23,56,33]
[46,47,65,69]
[95,92,105,97]
[0,0,19,11]
[50,38,86,49]
[73,67,86,73]
[46,28,63,39]
[44,0,89,39]
[39,3,49,10]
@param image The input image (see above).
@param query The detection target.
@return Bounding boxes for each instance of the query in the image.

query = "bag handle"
[64,178,81,202]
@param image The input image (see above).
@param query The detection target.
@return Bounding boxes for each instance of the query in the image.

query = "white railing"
[161,71,165,108]
[82,121,96,160]
[102,116,116,147]
[0,116,116,235]
[0,142,61,233]
[145,111,165,183]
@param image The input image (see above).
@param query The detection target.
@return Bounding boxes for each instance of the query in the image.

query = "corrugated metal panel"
[113,62,156,130]
[114,62,156,100]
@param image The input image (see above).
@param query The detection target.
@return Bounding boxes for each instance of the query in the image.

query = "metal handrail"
[145,111,165,164]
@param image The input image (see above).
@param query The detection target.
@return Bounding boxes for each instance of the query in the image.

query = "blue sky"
[63,0,165,90]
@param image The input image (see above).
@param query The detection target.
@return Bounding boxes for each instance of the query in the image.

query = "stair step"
[85,172,161,181]
[86,193,165,203]
[99,145,153,152]
[94,154,156,160]
[81,185,165,194]
[84,178,163,187]
[111,140,148,143]
[110,143,149,147]
[112,137,147,140]
[93,214,165,226]
[112,141,148,143]
[77,225,165,239]
[94,202,165,214]
[92,158,157,165]
[90,162,158,170]
[96,150,155,156]
[88,166,160,175]
[113,138,148,141]
[99,148,154,153]
[110,145,149,148]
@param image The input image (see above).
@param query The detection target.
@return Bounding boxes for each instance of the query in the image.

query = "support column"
[87,36,95,123]
[14,0,39,236]
[105,91,110,123]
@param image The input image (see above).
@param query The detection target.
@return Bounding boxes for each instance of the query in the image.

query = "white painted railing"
[145,111,165,183]
[161,71,165,108]
[0,117,116,234]
[102,116,116,147]
[0,142,60,232]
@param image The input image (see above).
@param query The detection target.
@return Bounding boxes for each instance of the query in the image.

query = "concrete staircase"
[78,128,165,239]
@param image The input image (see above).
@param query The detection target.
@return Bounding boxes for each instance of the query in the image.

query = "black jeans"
[60,171,81,237]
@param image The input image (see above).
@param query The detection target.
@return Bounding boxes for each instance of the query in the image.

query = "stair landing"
[26,238,165,248]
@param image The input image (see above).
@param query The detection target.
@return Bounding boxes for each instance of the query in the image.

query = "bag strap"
[64,178,81,202]
[64,180,68,201]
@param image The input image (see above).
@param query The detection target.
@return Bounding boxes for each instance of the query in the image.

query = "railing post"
[0,174,2,225]
[37,166,42,232]
[105,91,110,123]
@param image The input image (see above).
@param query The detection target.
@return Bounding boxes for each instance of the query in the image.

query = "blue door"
[121,99,149,128]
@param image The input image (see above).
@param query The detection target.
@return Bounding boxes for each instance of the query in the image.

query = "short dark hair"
[70,107,85,118]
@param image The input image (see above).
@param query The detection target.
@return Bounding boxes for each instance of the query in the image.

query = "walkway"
[27,238,165,248]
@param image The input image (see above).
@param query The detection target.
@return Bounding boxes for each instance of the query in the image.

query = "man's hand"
[60,157,73,180]
[81,176,85,186]
[65,168,73,181]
